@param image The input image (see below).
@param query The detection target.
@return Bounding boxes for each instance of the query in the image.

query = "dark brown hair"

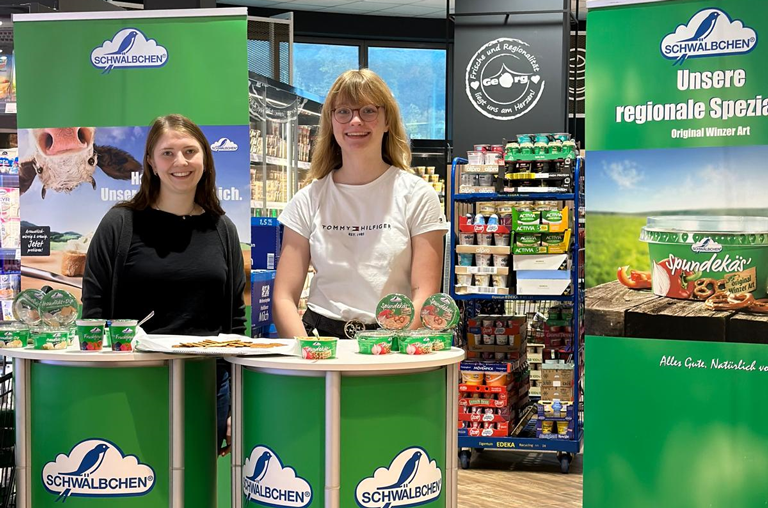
[117,114,225,215]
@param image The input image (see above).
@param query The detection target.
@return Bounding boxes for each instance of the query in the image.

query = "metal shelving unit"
[449,155,585,473]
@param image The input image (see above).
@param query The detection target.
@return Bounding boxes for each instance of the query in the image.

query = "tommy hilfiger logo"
[322,223,391,237]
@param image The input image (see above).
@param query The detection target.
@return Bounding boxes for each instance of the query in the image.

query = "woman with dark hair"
[82,113,245,456]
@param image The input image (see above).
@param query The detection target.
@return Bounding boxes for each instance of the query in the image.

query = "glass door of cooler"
[248,73,321,217]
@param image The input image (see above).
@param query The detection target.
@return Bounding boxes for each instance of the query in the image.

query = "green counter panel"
[242,369,326,507]
[341,369,447,508]
[29,359,215,507]
[240,367,447,508]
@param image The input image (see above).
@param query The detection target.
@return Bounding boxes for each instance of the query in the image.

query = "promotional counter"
[227,340,464,508]
[3,348,217,508]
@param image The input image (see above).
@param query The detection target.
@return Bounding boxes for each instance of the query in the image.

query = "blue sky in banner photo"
[587,144,768,215]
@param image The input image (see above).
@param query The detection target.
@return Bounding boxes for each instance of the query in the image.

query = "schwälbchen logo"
[355,447,442,508]
[211,138,239,152]
[661,8,757,65]
[42,438,155,502]
[242,445,312,507]
[91,28,168,74]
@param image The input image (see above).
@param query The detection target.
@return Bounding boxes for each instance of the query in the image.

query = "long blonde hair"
[307,69,411,182]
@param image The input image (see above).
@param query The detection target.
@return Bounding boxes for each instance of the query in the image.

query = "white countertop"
[227,339,465,372]
[0,344,195,362]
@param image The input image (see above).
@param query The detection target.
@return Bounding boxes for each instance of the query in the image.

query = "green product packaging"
[0,325,28,348]
[542,232,566,246]
[110,319,137,352]
[431,332,453,352]
[398,331,434,355]
[516,233,542,248]
[356,330,394,355]
[516,209,541,227]
[298,337,338,360]
[420,293,460,330]
[542,209,564,225]
[12,289,44,326]
[376,293,414,330]
[40,289,78,328]
[33,329,69,350]
[76,319,105,351]
[640,216,768,300]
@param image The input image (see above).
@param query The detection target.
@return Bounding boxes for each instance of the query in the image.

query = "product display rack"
[449,155,585,473]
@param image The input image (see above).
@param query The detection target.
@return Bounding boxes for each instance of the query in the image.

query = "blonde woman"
[274,69,448,339]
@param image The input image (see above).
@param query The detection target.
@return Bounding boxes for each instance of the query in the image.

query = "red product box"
[458,215,511,234]
[458,406,513,422]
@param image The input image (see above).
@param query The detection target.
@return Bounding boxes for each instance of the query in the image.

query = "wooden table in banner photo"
[586,281,768,344]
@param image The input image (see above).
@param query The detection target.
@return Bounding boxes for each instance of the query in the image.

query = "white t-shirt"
[278,166,448,323]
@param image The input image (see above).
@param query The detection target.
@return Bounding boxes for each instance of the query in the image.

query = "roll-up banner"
[13,8,250,304]
[585,0,768,506]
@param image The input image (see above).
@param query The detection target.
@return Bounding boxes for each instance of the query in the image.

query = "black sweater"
[82,206,246,335]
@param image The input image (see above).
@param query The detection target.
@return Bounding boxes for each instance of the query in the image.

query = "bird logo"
[246,450,272,484]
[55,443,109,502]
[355,447,443,508]
[376,451,421,491]
[673,11,719,65]
[661,8,757,65]
[102,30,138,74]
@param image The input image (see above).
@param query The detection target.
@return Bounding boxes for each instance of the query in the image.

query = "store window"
[293,42,360,99]
[368,46,446,140]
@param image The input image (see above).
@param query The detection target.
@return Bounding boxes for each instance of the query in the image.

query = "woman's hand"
[410,230,446,328]
[274,228,312,337]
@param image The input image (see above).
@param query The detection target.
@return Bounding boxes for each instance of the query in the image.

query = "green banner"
[587,0,768,150]
[586,335,768,507]
[13,10,251,305]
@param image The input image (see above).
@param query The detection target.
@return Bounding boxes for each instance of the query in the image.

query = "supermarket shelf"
[250,153,311,170]
[452,293,573,302]
[250,200,286,210]
[455,193,575,201]
[458,434,581,453]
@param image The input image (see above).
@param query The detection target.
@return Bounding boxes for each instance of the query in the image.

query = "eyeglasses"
[331,105,381,124]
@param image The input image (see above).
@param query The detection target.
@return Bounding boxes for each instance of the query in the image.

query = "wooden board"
[586,280,768,344]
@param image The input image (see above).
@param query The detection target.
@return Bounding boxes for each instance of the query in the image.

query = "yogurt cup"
[495,334,509,346]
[542,232,565,246]
[430,332,453,351]
[110,320,137,351]
[516,234,541,248]
[477,174,494,186]
[467,151,484,165]
[40,290,78,328]
[398,331,433,355]
[486,373,508,387]
[482,334,494,345]
[420,293,460,330]
[492,254,508,267]
[456,274,473,286]
[476,233,492,246]
[76,319,106,351]
[459,233,475,245]
[298,337,338,359]
[461,371,483,385]
[34,329,69,350]
[640,216,768,300]
[356,330,394,355]
[13,289,45,327]
[494,233,510,247]
[376,294,414,330]
[458,253,474,266]
[474,274,490,286]
[0,323,28,348]
[475,254,491,267]
[492,275,508,288]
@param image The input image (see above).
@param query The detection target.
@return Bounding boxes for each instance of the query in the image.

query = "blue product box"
[251,270,276,332]
[251,217,283,270]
